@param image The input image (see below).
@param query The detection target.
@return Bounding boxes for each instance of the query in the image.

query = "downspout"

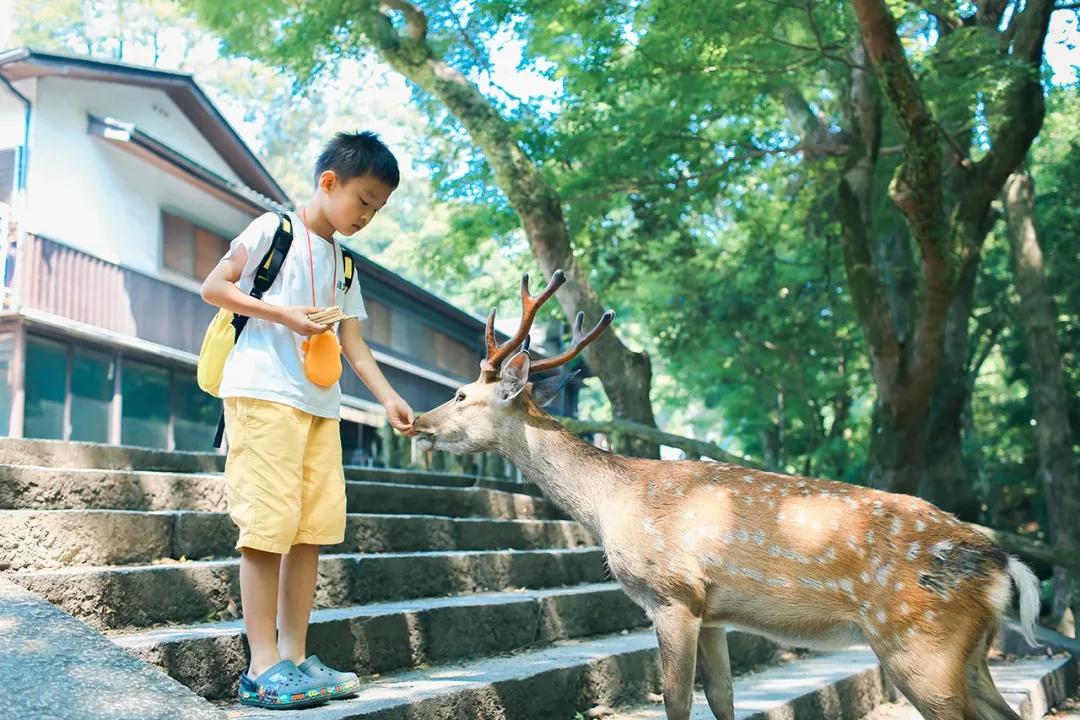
[0,73,30,192]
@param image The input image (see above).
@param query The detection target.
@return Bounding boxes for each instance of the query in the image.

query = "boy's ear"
[531,369,581,408]
[497,351,531,404]
[318,170,338,192]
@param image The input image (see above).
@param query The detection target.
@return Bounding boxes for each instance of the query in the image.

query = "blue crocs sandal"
[297,655,360,699]
[237,659,331,709]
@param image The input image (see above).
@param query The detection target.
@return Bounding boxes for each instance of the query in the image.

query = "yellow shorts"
[223,397,346,553]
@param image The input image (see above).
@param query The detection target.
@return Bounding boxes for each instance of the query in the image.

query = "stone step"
[0,464,560,519]
[10,547,608,630]
[218,633,841,720]
[1,576,225,720]
[0,438,534,495]
[113,582,654,700]
[0,509,590,571]
[222,633,1076,720]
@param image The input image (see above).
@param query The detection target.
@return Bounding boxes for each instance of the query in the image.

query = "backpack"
[195,212,358,446]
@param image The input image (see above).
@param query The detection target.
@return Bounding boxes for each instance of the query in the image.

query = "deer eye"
[455,392,466,403]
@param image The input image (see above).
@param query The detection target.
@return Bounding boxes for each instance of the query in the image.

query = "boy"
[201,131,415,709]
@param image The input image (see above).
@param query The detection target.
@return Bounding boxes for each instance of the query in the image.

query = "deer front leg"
[652,603,702,720]
[696,625,734,720]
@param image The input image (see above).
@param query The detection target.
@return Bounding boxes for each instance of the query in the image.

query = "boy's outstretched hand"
[384,396,416,436]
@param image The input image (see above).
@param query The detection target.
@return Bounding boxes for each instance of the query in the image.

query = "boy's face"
[320,171,395,237]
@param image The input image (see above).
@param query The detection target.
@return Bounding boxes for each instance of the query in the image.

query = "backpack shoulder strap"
[251,213,293,299]
[341,246,356,294]
[232,213,293,335]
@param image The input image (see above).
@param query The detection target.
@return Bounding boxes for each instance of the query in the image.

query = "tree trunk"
[1005,168,1080,632]
[357,0,659,456]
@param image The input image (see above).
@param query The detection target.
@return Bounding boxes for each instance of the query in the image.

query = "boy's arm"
[340,318,416,434]
[201,246,325,337]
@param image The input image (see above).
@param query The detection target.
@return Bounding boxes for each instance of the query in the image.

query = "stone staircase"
[0,437,1076,720]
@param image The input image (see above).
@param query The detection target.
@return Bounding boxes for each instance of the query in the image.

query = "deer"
[412,270,1042,720]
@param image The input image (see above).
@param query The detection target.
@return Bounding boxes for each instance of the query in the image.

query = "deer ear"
[531,369,580,408]
[497,350,531,403]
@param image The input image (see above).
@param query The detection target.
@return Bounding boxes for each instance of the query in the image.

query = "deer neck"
[498,410,629,538]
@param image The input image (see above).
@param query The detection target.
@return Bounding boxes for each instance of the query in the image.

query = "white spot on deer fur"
[899,602,910,615]
[915,519,926,532]
[767,576,791,588]
[825,579,839,591]
[876,564,893,586]
[767,499,777,509]
[859,601,871,616]
[736,529,750,543]
[907,626,918,637]
[931,540,954,557]
[895,581,905,592]
[907,542,920,560]
[866,529,875,544]
[780,487,790,497]
[752,529,766,546]
[741,566,765,582]
[875,610,887,623]
[721,530,735,544]
[872,501,885,517]
[743,475,754,484]
[704,552,724,567]
[763,483,774,492]
[847,535,858,548]
[891,517,903,535]
[839,578,855,594]
[664,479,673,489]
[925,610,936,622]
[800,577,825,591]
[769,544,783,557]
[797,480,807,488]
[647,483,657,496]
[860,571,871,584]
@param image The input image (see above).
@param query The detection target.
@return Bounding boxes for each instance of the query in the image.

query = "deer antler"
[482,270,566,376]
[530,309,615,373]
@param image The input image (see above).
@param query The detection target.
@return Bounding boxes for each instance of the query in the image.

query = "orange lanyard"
[301,207,336,308]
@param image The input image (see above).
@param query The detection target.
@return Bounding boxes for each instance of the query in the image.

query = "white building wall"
[21,75,258,279]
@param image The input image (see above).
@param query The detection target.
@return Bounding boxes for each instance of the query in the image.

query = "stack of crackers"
[307,306,353,327]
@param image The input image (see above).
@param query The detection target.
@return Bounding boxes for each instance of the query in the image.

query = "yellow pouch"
[301,331,343,387]
[197,308,236,397]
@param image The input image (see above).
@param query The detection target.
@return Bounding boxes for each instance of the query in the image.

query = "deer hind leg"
[872,623,984,720]
[966,628,1022,720]
[652,603,702,720]
[696,624,734,720]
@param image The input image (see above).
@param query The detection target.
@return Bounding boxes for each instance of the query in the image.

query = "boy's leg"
[277,542,320,665]
[223,397,307,678]
[241,547,284,676]
[282,413,347,664]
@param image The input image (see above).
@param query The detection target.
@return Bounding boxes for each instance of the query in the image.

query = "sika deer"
[412,270,1041,720]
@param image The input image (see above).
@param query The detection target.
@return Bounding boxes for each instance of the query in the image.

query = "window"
[361,298,477,379]
[0,149,15,206]
[172,370,219,451]
[162,211,229,281]
[121,359,169,448]
[70,348,113,443]
[24,337,66,439]
[0,332,14,436]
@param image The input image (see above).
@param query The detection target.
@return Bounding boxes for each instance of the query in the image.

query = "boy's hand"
[278,306,326,336]
[384,396,416,436]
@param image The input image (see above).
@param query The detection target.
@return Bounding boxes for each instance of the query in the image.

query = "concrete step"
[216,628,777,720]
[0,438,536,495]
[113,583,652,700]
[1,576,225,720]
[0,509,591,571]
[9,547,608,630]
[0,464,557,519]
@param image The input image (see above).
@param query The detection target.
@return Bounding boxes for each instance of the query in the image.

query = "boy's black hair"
[313,131,400,189]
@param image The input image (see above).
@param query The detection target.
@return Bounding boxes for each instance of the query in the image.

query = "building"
[0,47,577,461]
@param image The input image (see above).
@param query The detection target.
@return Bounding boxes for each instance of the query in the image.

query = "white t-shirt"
[218,211,368,419]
